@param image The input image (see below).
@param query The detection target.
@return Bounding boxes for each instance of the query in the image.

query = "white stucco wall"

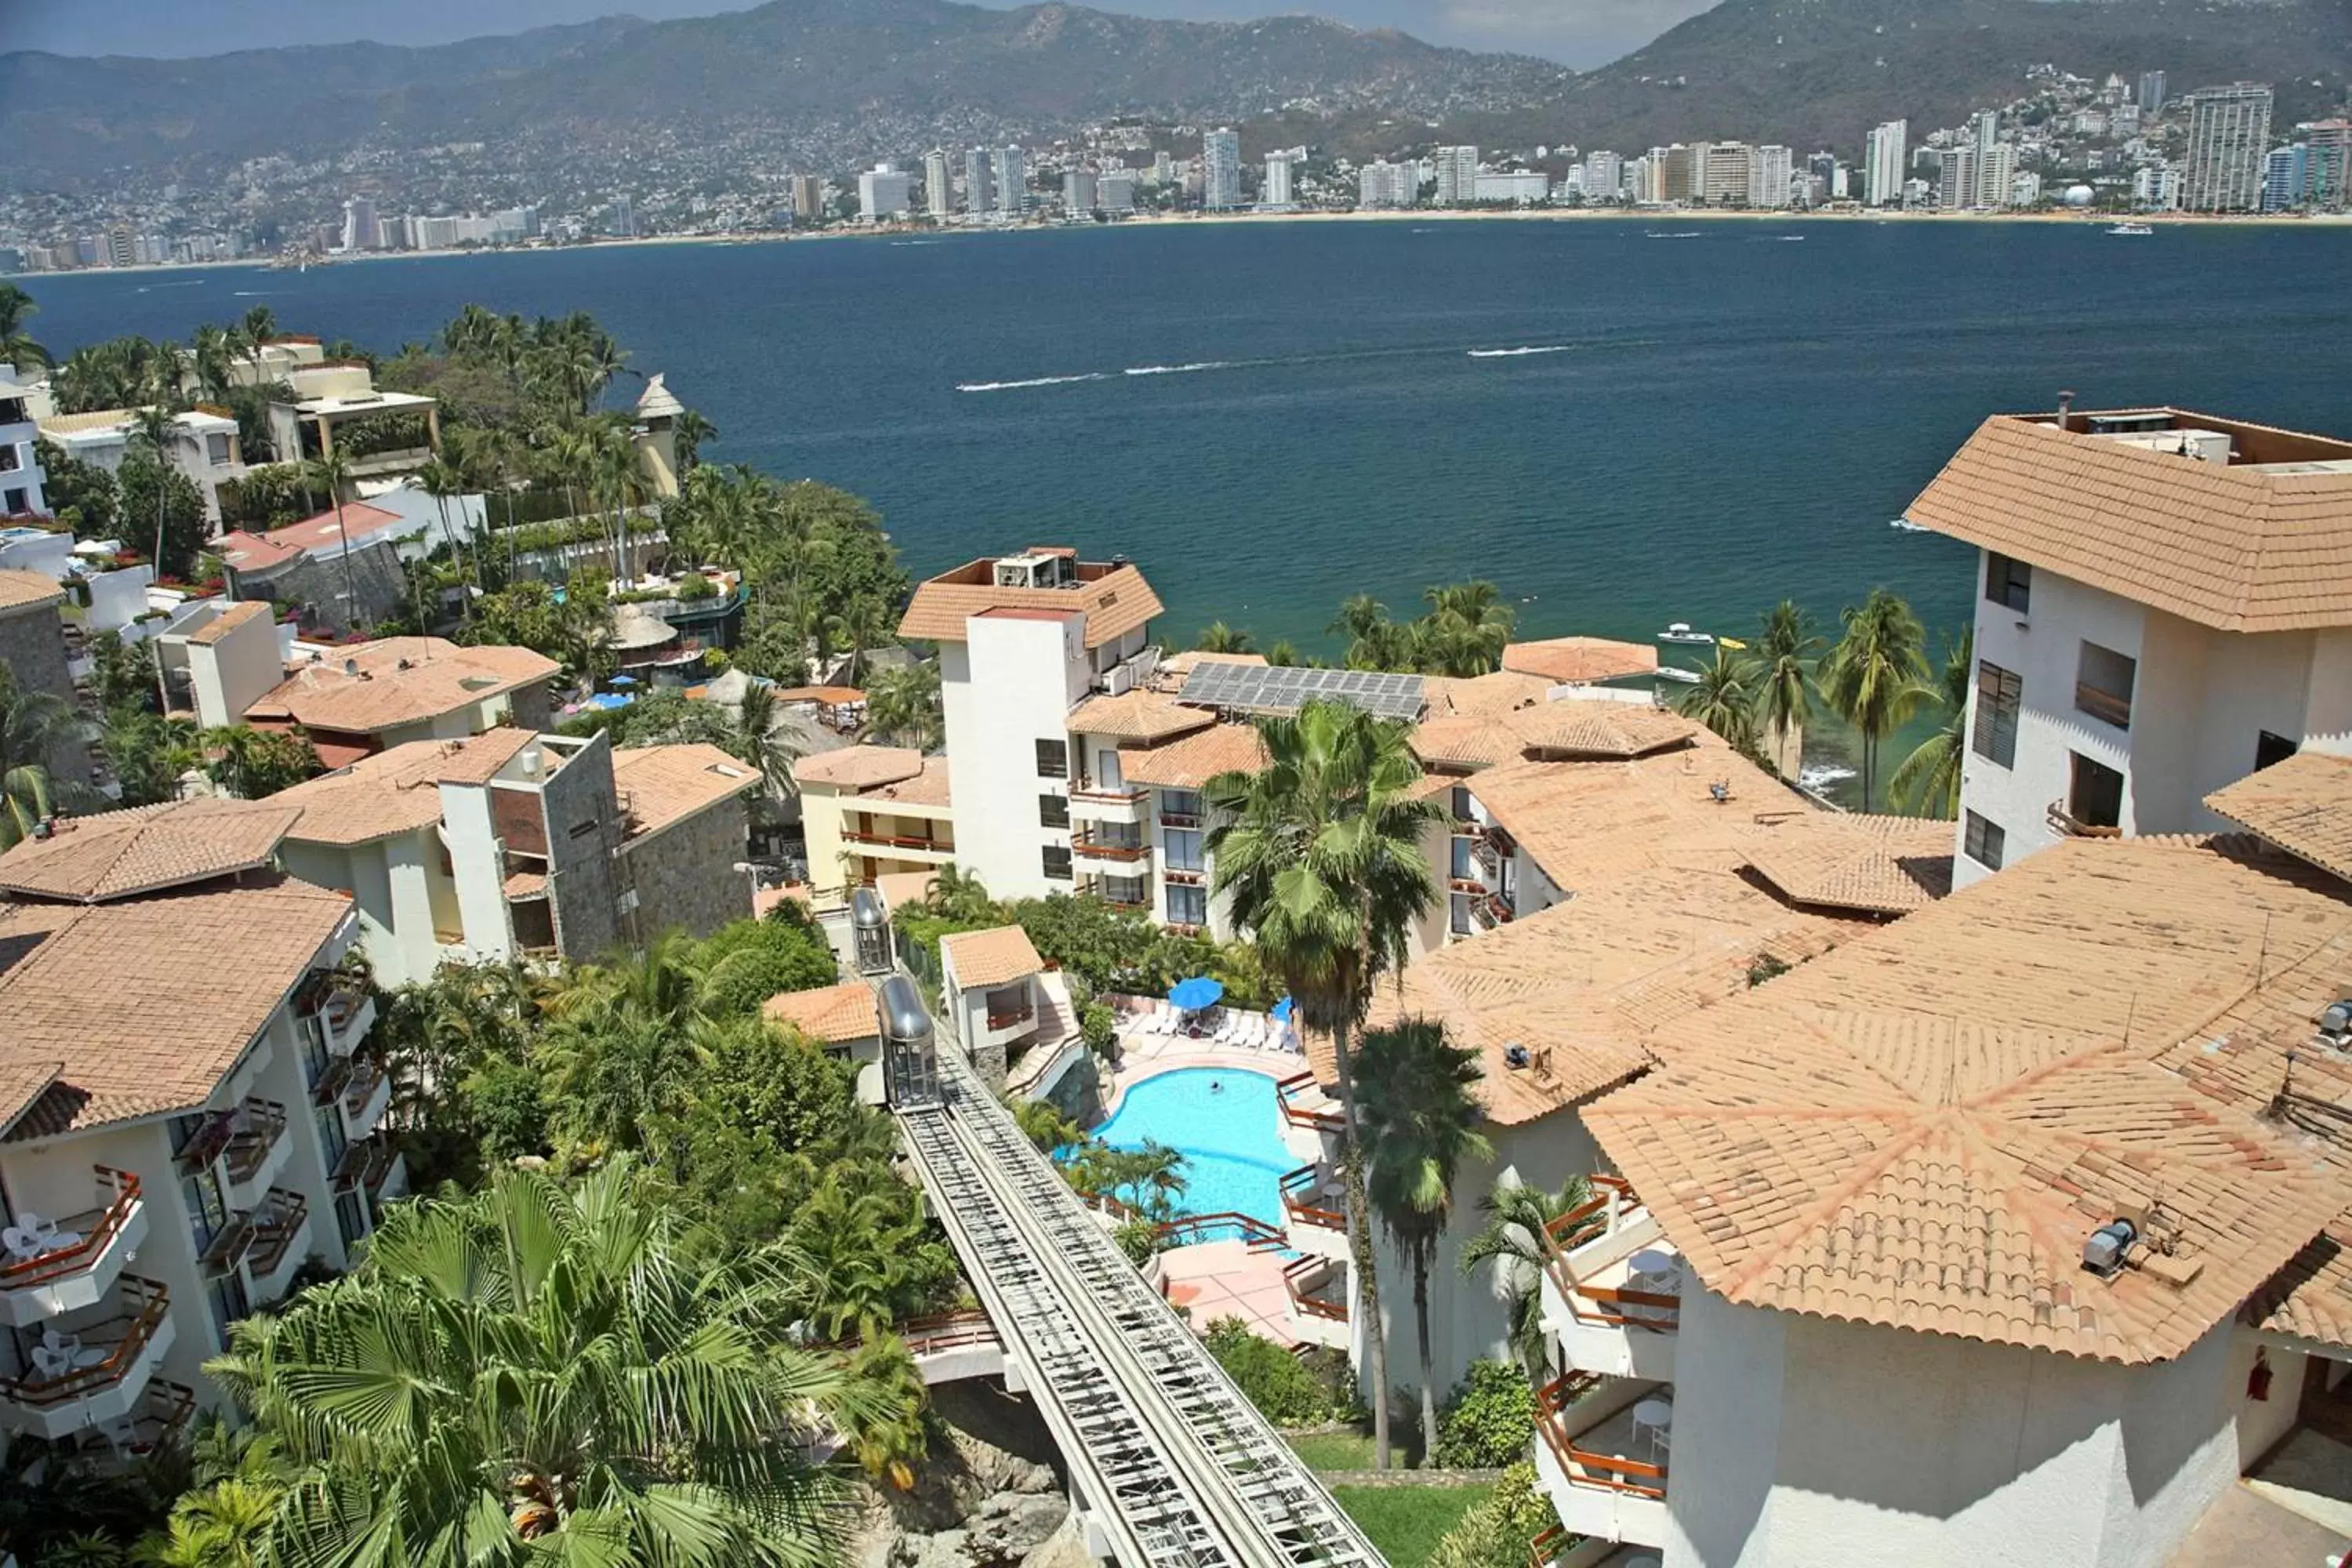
[945,613,1085,900]
[439,782,514,965]
[1662,1286,2243,1568]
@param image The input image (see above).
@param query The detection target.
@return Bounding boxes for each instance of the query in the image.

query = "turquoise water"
[1094,1066,1292,1227]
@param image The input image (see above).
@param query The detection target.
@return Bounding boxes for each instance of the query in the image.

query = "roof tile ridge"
[1714,1105,1930,1301]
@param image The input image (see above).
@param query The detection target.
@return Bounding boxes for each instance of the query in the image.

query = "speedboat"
[2107,223,2153,237]
[1656,666,1702,684]
[1658,622,1715,645]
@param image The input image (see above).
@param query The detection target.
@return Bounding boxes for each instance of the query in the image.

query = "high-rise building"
[2139,70,2168,114]
[1356,158,1417,209]
[924,149,954,216]
[1805,151,1838,202]
[1750,145,1794,209]
[1062,169,1098,214]
[608,195,636,238]
[1262,151,1295,208]
[1864,120,1907,206]
[1433,145,1479,206]
[2010,170,2044,207]
[964,149,993,215]
[858,164,914,221]
[2183,84,2273,211]
[993,147,1026,216]
[1202,129,1242,209]
[1700,143,1751,205]
[2304,119,2350,209]
[1098,172,1137,213]
[2263,143,2310,211]
[1975,143,2017,209]
[1933,147,1976,210]
[790,175,824,222]
[339,196,379,252]
[1152,150,1174,187]
[2132,164,2183,210]
[1582,151,1622,203]
[103,224,136,268]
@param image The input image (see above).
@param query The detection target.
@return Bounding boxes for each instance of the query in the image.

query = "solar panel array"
[1177,662,1425,720]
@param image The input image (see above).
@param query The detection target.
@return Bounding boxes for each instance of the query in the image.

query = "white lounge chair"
[1242,1015,1267,1049]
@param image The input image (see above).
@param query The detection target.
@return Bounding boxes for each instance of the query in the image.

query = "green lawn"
[1329,1483,1492,1568]
[1286,1431,1377,1471]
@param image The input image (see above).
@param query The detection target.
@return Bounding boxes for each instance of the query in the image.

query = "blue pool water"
[1094,1068,1293,1228]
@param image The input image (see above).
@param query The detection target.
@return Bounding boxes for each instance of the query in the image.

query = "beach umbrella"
[1167,976,1224,1012]
[1271,996,1294,1022]
[608,673,640,687]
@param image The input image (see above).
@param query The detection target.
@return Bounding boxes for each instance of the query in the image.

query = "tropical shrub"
[1435,1359,1537,1469]
[1203,1316,1338,1425]
[1425,1462,1557,1568]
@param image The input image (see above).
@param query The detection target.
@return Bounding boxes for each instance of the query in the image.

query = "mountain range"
[5,0,2348,191]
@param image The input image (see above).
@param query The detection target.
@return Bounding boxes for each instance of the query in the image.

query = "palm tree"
[1196,621,1254,655]
[1751,600,1819,779]
[237,304,277,348]
[1265,640,1301,667]
[1206,699,1443,1469]
[826,594,893,686]
[1459,1173,1592,1380]
[1818,588,1934,811]
[129,405,178,573]
[414,456,472,618]
[136,1475,281,1566]
[728,682,803,822]
[1672,645,1759,755]
[1354,1017,1490,1461]
[1418,581,1514,677]
[0,281,51,368]
[672,408,718,472]
[2,666,96,848]
[864,662,942,750]
[1889,626,1975,818]
[306,450,365,632]
[588,416,648,583]
[207,1159,867,1565]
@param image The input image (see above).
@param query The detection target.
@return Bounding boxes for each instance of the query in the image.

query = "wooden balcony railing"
[1072,833,1151,862]
[1276,1071,1345,1133]
[1280,1163,1347,1231]
[841,827,953,851]
[1069,781,1147,805]
[2047,799,2123,840]
[2074,681,2132,730]
[1527,1524,1567,1568]
[1538,1177,1679,1332]
[1159,808,1203,829]
[1536,1370,1666,1500]
[1539,1177,1637,1294]
[341,1056,388,1119]
[0,1167,142,1291]
[2,1276,171,1408]
[245,1189,309,1276]
[173,1111,238,1175]
[985,1005,1036,1030]
[222,1099,289,1184]
[1282,1256,1348,1322]
[1152,1211,1287,1249]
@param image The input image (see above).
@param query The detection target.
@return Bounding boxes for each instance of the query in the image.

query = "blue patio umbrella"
[1270,996,1294,1023]
[1167,976,1225,1012]
[607,673,640,687]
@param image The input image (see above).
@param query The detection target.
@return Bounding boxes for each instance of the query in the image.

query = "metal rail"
[898,1046,1384,1568]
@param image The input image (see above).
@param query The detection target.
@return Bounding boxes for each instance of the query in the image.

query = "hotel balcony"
[1279,1161,1349,1262]
[0,1167,148,1329]
[0,1276,178,1442]
[245,1189,313,1301]
[1533,1370,1671,1551]
[1071,829,1152,870]
[69,1378,197,1472]
[840,821,957,862]
[2046,798,2124,840]
[297,971,376,1058]
[1530,1526,1664,1568]
[1076,875,1150,913]
[220,1098,292,1209]
[1282,1255,1351,1352]
[334,1132,407,1222]
[1539,1178,1680,1382]
[317,1053,392,1144]
[1067,779,1149,826]
[1274,1070,1345,1163]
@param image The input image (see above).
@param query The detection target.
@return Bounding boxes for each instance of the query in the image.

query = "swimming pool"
[1092,1067,1293,1229]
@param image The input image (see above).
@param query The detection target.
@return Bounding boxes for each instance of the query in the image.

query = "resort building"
[1910,407,2352,888]
[0,800,399,1454]
[0,365,49,519]
[185,618,560,764]
[37,406,245,528]
[0,568,86,785]
[263,359,441,483]
[1530,808,2352,1568]
[764,982,888,1105]
[793,747,956,903]
[937,924,1076,1090]
[270,728,757,985]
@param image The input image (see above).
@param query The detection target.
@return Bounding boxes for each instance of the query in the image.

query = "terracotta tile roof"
[1119,723,1269,790]
[0,880,354,1137]
[2204,752,2352,880]
[183,600,272,647]
[503,870,548,899]
[1501,636,1659,684]
[216,531,302,573]
[245,637,558,734]
[1737,812,1955,914]
[873,869,940,912]
[793,746,927,791]
[613,745,757,840]
[1906,413,2352,633]
[260,501,411,557]
[0,1060,64,1138]
[0,569,65,613]
[2248,1222,2352,1351]
[940,925,1044,989]
[0,799,302,903]
[1504,699,1698,759]
[858,753,953,808]
[764,981,883,1044]
[1068,688,1218,742]
[899,559,1163,649]
[1421,670,1555,718]
[1585,835,2352,1364]
[276,731,537,846]
[1311,862,1871,1127]
[1409,715,1525,771]
[1465,741,1788,891]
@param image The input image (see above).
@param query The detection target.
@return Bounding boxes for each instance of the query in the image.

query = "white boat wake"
[956,373,1111,392]
[1123,361,1232,376]
[1468,345,1576,359]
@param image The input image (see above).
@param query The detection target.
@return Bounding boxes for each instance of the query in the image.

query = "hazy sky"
[0,0,1711,70]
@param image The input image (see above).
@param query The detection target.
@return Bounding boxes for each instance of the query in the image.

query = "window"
[205,432,233,464]
[183,1167,227,1252]
[1038,793,1069,829]
[2,488,24,517]
[1042,845,1073,881]
[335,1191,369,1248]
[2074,642,2136,730]
[1096,750,1124,789]
[1035,739,1068,779]
[1450,893,1473,936]
[1963,811,2005,870]
[1450,837,1475,880]
[314,1105,347,1171]
[567,816,600,840]
[1166,884,1207,927]
[1973,661,2022,768]
[1984,553,2031,614]
[2068,752,2125,831]
[1164,828,1203,873]
[1160,789,1203,826]
[207,1273,251,1348]
[1103,875,1147,906]
[2256,731,2299,771]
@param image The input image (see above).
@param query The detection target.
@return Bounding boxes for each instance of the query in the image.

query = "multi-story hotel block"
[1911,407,2352,888]
[0,800,397,1458]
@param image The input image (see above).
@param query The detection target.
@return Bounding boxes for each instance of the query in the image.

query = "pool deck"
[1158,1239,1301,1348]
[1101,1021,1305,1120]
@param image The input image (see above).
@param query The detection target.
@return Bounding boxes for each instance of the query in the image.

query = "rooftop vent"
[2320,1001,2352,1047]
[1504,1043,1530,1070]
[342,658,359,677]
[2082,1218,2137,1278]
